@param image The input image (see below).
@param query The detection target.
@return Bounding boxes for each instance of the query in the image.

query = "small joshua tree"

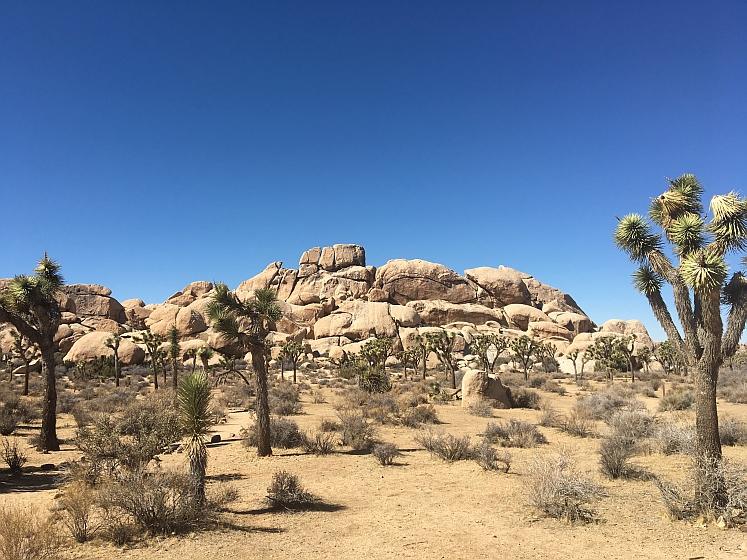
[133,330,164,390]
[197,345,214,373]
[425,330,459,389]
[510,335,538,381]
[471,333,508,373]
[10,329,39,396]
[279,340,304,384]
[167,325,181,389]
[104,333,122,387]
[177,371,212,507]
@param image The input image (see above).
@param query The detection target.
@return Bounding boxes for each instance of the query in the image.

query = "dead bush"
[658,388,694,412]
[467,400,494,418]
[415,429,473,462]
[269,383,302,416]
[605,409,654,440]
[538,405,561,428]
[0,504,61,560]
[720,417,747,447]
[481,419,547,448]
[559,409,596,438]
[55,481,104,543]
[337,409,376,450]
[241,417,305,449]
[653,420,695,456]
[523,451,605,523]
[318,418,341,432]
[507,387,541,409]
[2,437,28,473]
[372,442,402,466]
[598,435,637,479]
[266,470,318,511]
[301,429,337,456]
[399,404,439,428]
[473,440,511,472]
[310,389,326,404]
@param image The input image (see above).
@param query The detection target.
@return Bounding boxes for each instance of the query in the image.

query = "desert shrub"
[301,429,337,456]
[56,481,103,543]
[71,403,92,429]
[266,470,318,510]
[56,391,80,414]
[318,418,341,432]
[216,382,254,409]
[654,458,747,524]
[0,406,18,436]
[598,435,637,479]
[241,417,305,449]
[653,420,695,456]
[467,400,494,418]
[559,409,596,438]
[415,429,473,462]
[658,388,695,412]
[481,419,547,448]
[338,409,376,450]
[542,380,566,396]
[116,392,182,457]
[605,409,655,440]
[399,404,439,428]
[523,451,605,523]
[98,469,200,534]
[573,390,635,421]
[2,437,27,473]
[0,504,60,560]
[372,443,402,466]
[310,389,326,403]
[538,405,561,427]
[365,393,398,424]
[269,383,302,416]
[473,440,511,472]
[720,418,746,447]
[528,375,548,389]
[717,369,747,403]
[507,387,541,409]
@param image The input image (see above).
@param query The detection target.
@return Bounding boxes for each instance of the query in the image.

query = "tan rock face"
[406,300,505,327]
[62,285,126,323]
[389,305,421,327]
[145,304,207,337]
[121,298,145,309]
[313,300,397,341]
[502,304,550,331]
[64,332,145,365]
[80,317,126,335]
[374,259,478,305]
[462,370,511,408]
[464,266,531,306]
[548,312,593,336]
[527,321,574,342]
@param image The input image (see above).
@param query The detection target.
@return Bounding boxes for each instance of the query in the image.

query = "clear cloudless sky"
[1,1,746,341]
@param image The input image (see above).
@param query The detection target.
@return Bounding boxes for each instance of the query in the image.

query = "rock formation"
[0,243,657,382]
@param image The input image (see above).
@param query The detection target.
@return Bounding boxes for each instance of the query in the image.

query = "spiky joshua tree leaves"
[614,174,747,512]
[177,370,213,507]
[207,285,282,457]
[0,255,63,451]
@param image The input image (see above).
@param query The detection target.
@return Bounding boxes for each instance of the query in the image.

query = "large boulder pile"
[0,244,658,384]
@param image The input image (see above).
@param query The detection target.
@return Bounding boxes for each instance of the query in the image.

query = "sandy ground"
[4,377,747,560]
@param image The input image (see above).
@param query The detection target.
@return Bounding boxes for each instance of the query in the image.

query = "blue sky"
[1,1,746,341]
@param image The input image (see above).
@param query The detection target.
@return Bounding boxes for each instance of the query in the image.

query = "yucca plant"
[0,255,64,451]
[207,285,282,457]
[177,371,212,507]
[614,174,747,513]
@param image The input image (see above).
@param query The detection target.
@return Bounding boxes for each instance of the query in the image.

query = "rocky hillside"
[0,244,654,367]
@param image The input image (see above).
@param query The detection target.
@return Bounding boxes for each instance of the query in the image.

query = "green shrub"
[241,417,305,449]
[507,387,541,409]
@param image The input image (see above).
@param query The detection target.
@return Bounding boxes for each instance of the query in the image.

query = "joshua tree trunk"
[39,344,59,452]
[292,362,297,384]
[22,357,30,396]
[251,347,272,457]
[190,455,206,507]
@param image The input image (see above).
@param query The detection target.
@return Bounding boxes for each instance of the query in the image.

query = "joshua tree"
[470,333,508,373]
[177,370,212,507]
[615,334,637,382]
[167,325,181,389]
[414,334,430,380]
[585,336,621,380]
[395,349,413,380]
[133,330,164,390]
[279,340,304,384]
[425,330,459,389]
[360,337,394,371]
[614,174,747,511]
[207,285,282,457]
[104,333,122,387]
[510,335,538,381]
[532,341,558,373]
[0,255,64,451]
[184,347,198,374]
[197,345,214,373]
[10,329,39,396]
[637,345,653,375]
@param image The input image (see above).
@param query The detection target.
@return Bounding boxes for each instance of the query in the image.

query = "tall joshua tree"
[0,255,64,451]
[614,174,747,511]
[207,285,282,457]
